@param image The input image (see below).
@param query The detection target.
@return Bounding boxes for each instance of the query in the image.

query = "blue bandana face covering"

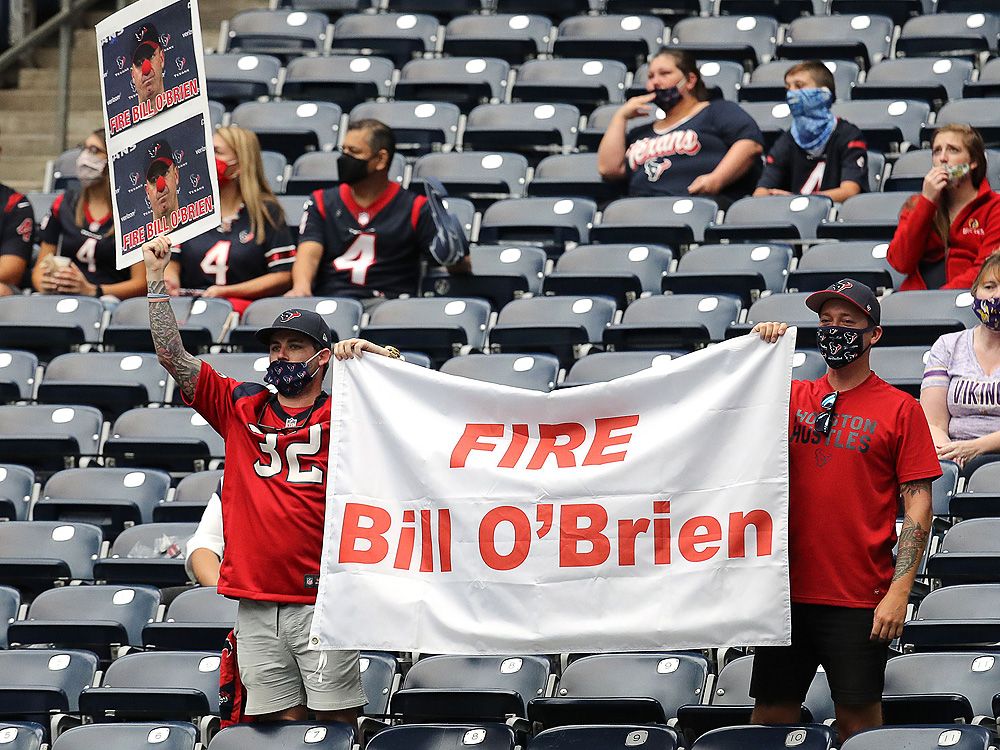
[787,87,835,154]
[264,350,322,397]
[973,296,1000,331]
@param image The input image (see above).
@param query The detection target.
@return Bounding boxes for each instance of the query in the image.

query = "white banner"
[312,333,796,654]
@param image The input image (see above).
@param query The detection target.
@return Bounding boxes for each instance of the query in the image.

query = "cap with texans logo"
[132,24,161,67]
[806,277,880,326]
[255,309,332,349]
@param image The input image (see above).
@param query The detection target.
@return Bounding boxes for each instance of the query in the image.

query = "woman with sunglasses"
[32,129,146,299]
[751,280,939,743]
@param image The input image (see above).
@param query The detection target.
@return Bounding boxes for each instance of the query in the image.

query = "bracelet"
[94,284,104,298]
[384,345,401,359]
[148,293,171,303]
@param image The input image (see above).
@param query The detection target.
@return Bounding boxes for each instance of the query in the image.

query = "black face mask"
[337,152,371,185]
[816,324,874,370]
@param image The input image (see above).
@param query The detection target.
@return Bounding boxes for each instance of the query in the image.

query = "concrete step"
[0,108,105,133]
[19,66,103,93]
[0,88,103,110]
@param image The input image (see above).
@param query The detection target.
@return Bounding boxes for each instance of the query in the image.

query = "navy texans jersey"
[172,200,295,289]
[0,183,35,264]
[298,182,437,298]
[39,190,128,286]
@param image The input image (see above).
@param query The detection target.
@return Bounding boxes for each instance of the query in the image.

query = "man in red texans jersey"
[145,232,401,723]
[287,118,469,307]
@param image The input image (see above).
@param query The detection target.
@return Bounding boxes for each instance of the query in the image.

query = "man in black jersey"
[287,119,469,306]
[0,175,34,296]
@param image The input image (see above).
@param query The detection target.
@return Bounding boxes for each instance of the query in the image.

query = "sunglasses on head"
[815,391,839,436]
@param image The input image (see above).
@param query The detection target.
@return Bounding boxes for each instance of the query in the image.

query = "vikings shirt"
[624,99,764,206]
[0,184,33,265]
[39,190,129,286]
[298,182,437,298]
[172,201,295,289]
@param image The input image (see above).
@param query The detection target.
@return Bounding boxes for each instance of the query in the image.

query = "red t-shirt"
[788,372,940,608]
[186,361,330,603]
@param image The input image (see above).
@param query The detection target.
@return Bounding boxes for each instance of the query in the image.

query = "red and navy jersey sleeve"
[757,131,795,191]
[0,187,33,262]
[412,195,439,261]
[263,200,296,272]
[298,189,330,247]
[837,122,869,190]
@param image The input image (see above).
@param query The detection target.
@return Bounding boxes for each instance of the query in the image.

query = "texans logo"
[175,57,186,71]
[117,55,128,70]
[832,280,854,292]
[190,174,200,188]
[135,26,147,41]
[815,448,832,467]
[159,33,171,47]
[844,331,857,344]
[644,157,671,181]
[148,146,159,158]
[173,149,184,163]
[278,310,302,322]
[130,80,136,93]
[130,171,140,186]
[829,343,842,355]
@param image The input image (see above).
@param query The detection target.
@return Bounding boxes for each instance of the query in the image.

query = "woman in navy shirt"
[598,49,764,208]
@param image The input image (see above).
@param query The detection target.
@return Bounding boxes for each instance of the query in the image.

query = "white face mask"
[76,150,107,187]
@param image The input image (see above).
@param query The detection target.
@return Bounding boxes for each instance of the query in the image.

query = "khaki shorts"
[235,599,367,715]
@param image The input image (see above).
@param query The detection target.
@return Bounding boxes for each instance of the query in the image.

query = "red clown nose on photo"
[156,175,166,192]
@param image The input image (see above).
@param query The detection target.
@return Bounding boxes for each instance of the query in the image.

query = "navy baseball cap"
[256,309,332,349]
[146,140,174,181]
[132,24,161,65]
[806,278,880,326]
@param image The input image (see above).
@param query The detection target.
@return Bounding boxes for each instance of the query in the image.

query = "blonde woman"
[166,126,294,313]
[33,128,146,299]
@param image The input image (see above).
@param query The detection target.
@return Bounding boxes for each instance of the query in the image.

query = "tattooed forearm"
[900,479,932,498]
[892,512,929,582]
[148,279,200,401]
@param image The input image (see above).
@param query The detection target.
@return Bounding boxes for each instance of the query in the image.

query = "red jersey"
[186,361,330,603]
[887,179,1000,290]
[788,373,940,608]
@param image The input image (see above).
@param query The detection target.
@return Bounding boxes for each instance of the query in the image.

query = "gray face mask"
[76,150,107,187]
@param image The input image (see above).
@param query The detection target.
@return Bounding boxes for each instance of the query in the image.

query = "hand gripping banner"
[311,332,796,654]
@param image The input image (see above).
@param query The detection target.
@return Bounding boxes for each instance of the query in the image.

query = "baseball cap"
[146,140,174,181]
[805,278,881,326]
[255,309,332,349]
[132,24,161,65]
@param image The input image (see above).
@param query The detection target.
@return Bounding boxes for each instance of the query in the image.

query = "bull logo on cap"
[278,310,302,323]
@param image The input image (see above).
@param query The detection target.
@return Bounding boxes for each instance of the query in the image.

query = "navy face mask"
[816,324,874,369]
[264,350,323,397]
[653,85,683,114]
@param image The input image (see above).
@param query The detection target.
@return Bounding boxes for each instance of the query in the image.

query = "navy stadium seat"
[0,722,43,750]
[286,151,406,194]
[0,404,102,473]
[464,104,580,163]
[902,584,1000,651]
[0,295,103,361]
[605,294,742,350]
[490,296,617,367]
[0,649,98,716]
[818,192,911,242]
[853,58,973,111]
[545,243,674,308]
[778,15,893,70]
[840,725,991,750]
[331,12,439,67]
[226,9,329,58]
[786,241,902,294]
[421,244,546,307]
[478,197,596,257]
[281,55,394,110]
[879,289,979,348]
[441,353,560,391]
[104,297,233,354]
[741,60,860,104]
[394,57,510,113]
[552,15,665,69]
[0,463,33,521]
[0,586,20,648]
[926,98,1000,148]
[833,99,931,152]
[511,59,628,114]
[362,297,492,365]
[706,195,831,244]
[143,586,237,651]
[209,722,355,750]
[717,0,821,23]
[231,101,342,161]
[882,652,1000,724]
[950,462,1000,520]
[897,12,1000,60]
[410,152,529,208]
[527,153,624,204]
[36,352,167,417]
[104,407,225,474]
[204,53,281,110]
[670,16,779,67]
[351,101,461,156]
[368,725,516,750]
[740,100,792,151]
[735,292,818,344]
[664,243,792,309]
[51,723,197,750]
[925,519,1000,586]
[0,521,101,592]
[0,349,37,403]
[593,197,718,247]
[360,652,399,717]
[534,725,680,750]
[563,351,684,387]
[690,726,833,750]
[442,14,552,65]
[154,468,223,523]
[868,345,931,398]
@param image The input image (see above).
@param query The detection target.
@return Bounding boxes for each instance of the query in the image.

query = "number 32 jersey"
[186,361,331,603]
[299,182,437,298]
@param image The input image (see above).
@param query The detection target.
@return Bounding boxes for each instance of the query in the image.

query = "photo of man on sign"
[130,23,166,107]
[145,138,180,223]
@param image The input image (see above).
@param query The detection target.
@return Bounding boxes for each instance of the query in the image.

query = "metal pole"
[55,0,72,152]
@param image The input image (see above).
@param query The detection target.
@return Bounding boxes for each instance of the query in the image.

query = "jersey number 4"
[333,233,376,285]
[253,423,324,484]
[200,240,231,285]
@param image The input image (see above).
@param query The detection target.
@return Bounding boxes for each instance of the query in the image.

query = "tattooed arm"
[144,235,201,402]
[870,478,932,641]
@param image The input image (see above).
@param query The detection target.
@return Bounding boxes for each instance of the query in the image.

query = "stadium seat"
[0,585,19,648]
[0,463,33,521]
[690,725,834,750]
[490,296,617,367]
[331,12,439,67]
[7,585,159,655]
[669,16,779,67]
[528,653,710,728]
[605,294,742,350]
[362,297,491,365]
[786,241,901,294]
[33,467,171,541]
[740,99,793,150]
[777,15,893,70]
[578,104,626,151]
[440,353,560,391]
[210,722,354,750]
[394,57,510,113]
[25,190,61,223]
[605,0,711,18]
[442,13,552,65]
[278,194,309,236]
[104,407,225,474]
[868,346,930,398]
[194,353,268,389]
[664,243,792,309]
[694,61,745,103]
[533,724,679,750]
[79,650,220,720]
[410,152,528,208]
[0,722,43,750]
[552,15,665,69]
[736,292,818,343]
[882,652,1000,724]
[705,195,831,244]
[852,58,974,110]
[963,57,1000,98]
[510,59,628,114]
[897,12,1000,59]
[351,101,461,156]
[478,197,596,256]
[154,468,223,523]
[0,404,102,473]
[817,192,910,242]
[464,103,580,162]
[0,649,98,716]
[840,725,991,750]
[93,523,197,586]
[204,53,281,110]
[285,0,374,17]
[51,723,197,750]
[867,150,886,193]
[260,150,288,194]
[879,290,979,347]
[143,586,236,651]
[791,350,829,381]
[740,60,862,104]
[950,462,1000,520]
[369,725,515,750]
[831,99,930,153]
[390,654,553,721]
[494,0,589,23]
[36,352,167,417]
[902,584,1000,651]
[526,153,624,204]
[441,196,476,240]
[926,519,1000,586]
[49,147,81,191]
[562,351,683,387]
[883,149,1000,193]
[0,349,37,403]
[231,101,342,162]
[208,100,226,130]
[104,297,233,354]
[286,151,406,193]
[926,98,1000,148]
[593,197,718,246]
[281,55,394,111]
[0,295,103,361]
[384,0,483,19]
[420,244,546,307]
[932,461,961,517]
[359,652,399,717]
[229,296,362,350]
[226,9,329,58]
[544,243,674,308]
[716,0,821,24]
